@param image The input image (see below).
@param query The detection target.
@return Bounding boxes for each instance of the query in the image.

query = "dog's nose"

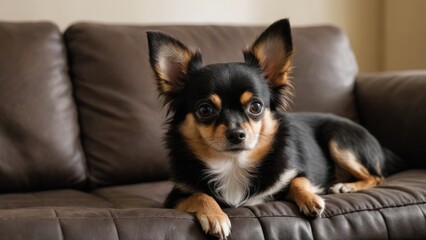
[225,128,246,144]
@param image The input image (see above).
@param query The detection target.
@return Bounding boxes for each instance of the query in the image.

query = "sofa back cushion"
[0,22,87,192]
[65,23,358,187]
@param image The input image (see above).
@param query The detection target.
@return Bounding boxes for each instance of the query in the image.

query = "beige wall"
[2,0,423,73]
[384,0,426,71]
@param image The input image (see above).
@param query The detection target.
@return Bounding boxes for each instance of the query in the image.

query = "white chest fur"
[205,155,298,207]
[205,155,253,207]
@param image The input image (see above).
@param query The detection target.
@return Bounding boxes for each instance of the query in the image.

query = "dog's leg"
[329,139,384,193]
[176,192,231,240]
[288,177,325,217]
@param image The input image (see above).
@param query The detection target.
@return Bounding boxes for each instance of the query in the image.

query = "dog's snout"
[225,128,246,144]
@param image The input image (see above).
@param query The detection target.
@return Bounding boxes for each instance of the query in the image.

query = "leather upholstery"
[356,71,426,168]
[64,23,358,187]
[0,190,112,209]
[0,170,424,239]
[0,22,86,192]
[0,21,424,239]
[92,181,173,208]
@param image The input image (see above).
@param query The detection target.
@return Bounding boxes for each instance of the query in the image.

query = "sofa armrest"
[355,71,426,168]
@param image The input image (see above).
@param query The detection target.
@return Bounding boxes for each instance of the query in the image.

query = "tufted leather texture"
[65,23,358,187]
[0,22,86,192]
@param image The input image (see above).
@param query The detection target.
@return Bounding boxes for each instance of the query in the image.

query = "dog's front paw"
[296,193,325,218]
[197,211,231,240]
[329,183,354,193]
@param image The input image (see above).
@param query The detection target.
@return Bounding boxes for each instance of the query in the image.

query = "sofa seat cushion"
[0,189,113,209]
[0,170,424,239]
[90,169,426,213]
[248,169,426,239]
[92,181,174,208]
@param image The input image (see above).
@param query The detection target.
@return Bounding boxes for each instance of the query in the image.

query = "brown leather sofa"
[0,21,425,240]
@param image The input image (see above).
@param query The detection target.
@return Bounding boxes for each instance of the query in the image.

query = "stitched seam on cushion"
[249,201,426,219]
[244,206,267,240]
[319,200,426,219]
[53,209,65,240]
[307,218,315,240]
[377,209,390,240]
[232,201,426,219]
[109,209,121,240]
[1,202,425,220]
[0,216,197,220]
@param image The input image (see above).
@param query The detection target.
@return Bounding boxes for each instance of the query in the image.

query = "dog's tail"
[382,148,410,176]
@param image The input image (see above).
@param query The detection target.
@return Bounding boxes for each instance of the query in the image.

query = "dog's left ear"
[244,19,294,110]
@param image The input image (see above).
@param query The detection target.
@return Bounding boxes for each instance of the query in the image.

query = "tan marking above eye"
[209,94,222,109]
[240,91,253,106]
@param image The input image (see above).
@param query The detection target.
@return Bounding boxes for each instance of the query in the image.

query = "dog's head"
[147,19,293,161]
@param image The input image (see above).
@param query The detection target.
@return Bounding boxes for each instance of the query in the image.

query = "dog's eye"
[248,100,263,115]
[197,103,214,119]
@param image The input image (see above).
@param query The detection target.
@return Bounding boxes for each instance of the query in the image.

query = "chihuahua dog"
[147,19,398,239]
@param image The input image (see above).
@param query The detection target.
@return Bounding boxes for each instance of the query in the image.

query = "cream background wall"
[1,0,424,72]
[384,0,426,71]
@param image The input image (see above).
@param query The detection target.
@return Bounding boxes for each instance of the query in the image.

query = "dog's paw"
[296,194,325,218]
[196,211,231,240]
[329,183,354,194]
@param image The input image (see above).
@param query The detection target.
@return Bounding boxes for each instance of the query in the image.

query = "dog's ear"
[147,31,202,97]
[244,19,294,110]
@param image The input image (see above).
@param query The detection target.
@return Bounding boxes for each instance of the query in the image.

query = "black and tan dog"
[147,19,400,239]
